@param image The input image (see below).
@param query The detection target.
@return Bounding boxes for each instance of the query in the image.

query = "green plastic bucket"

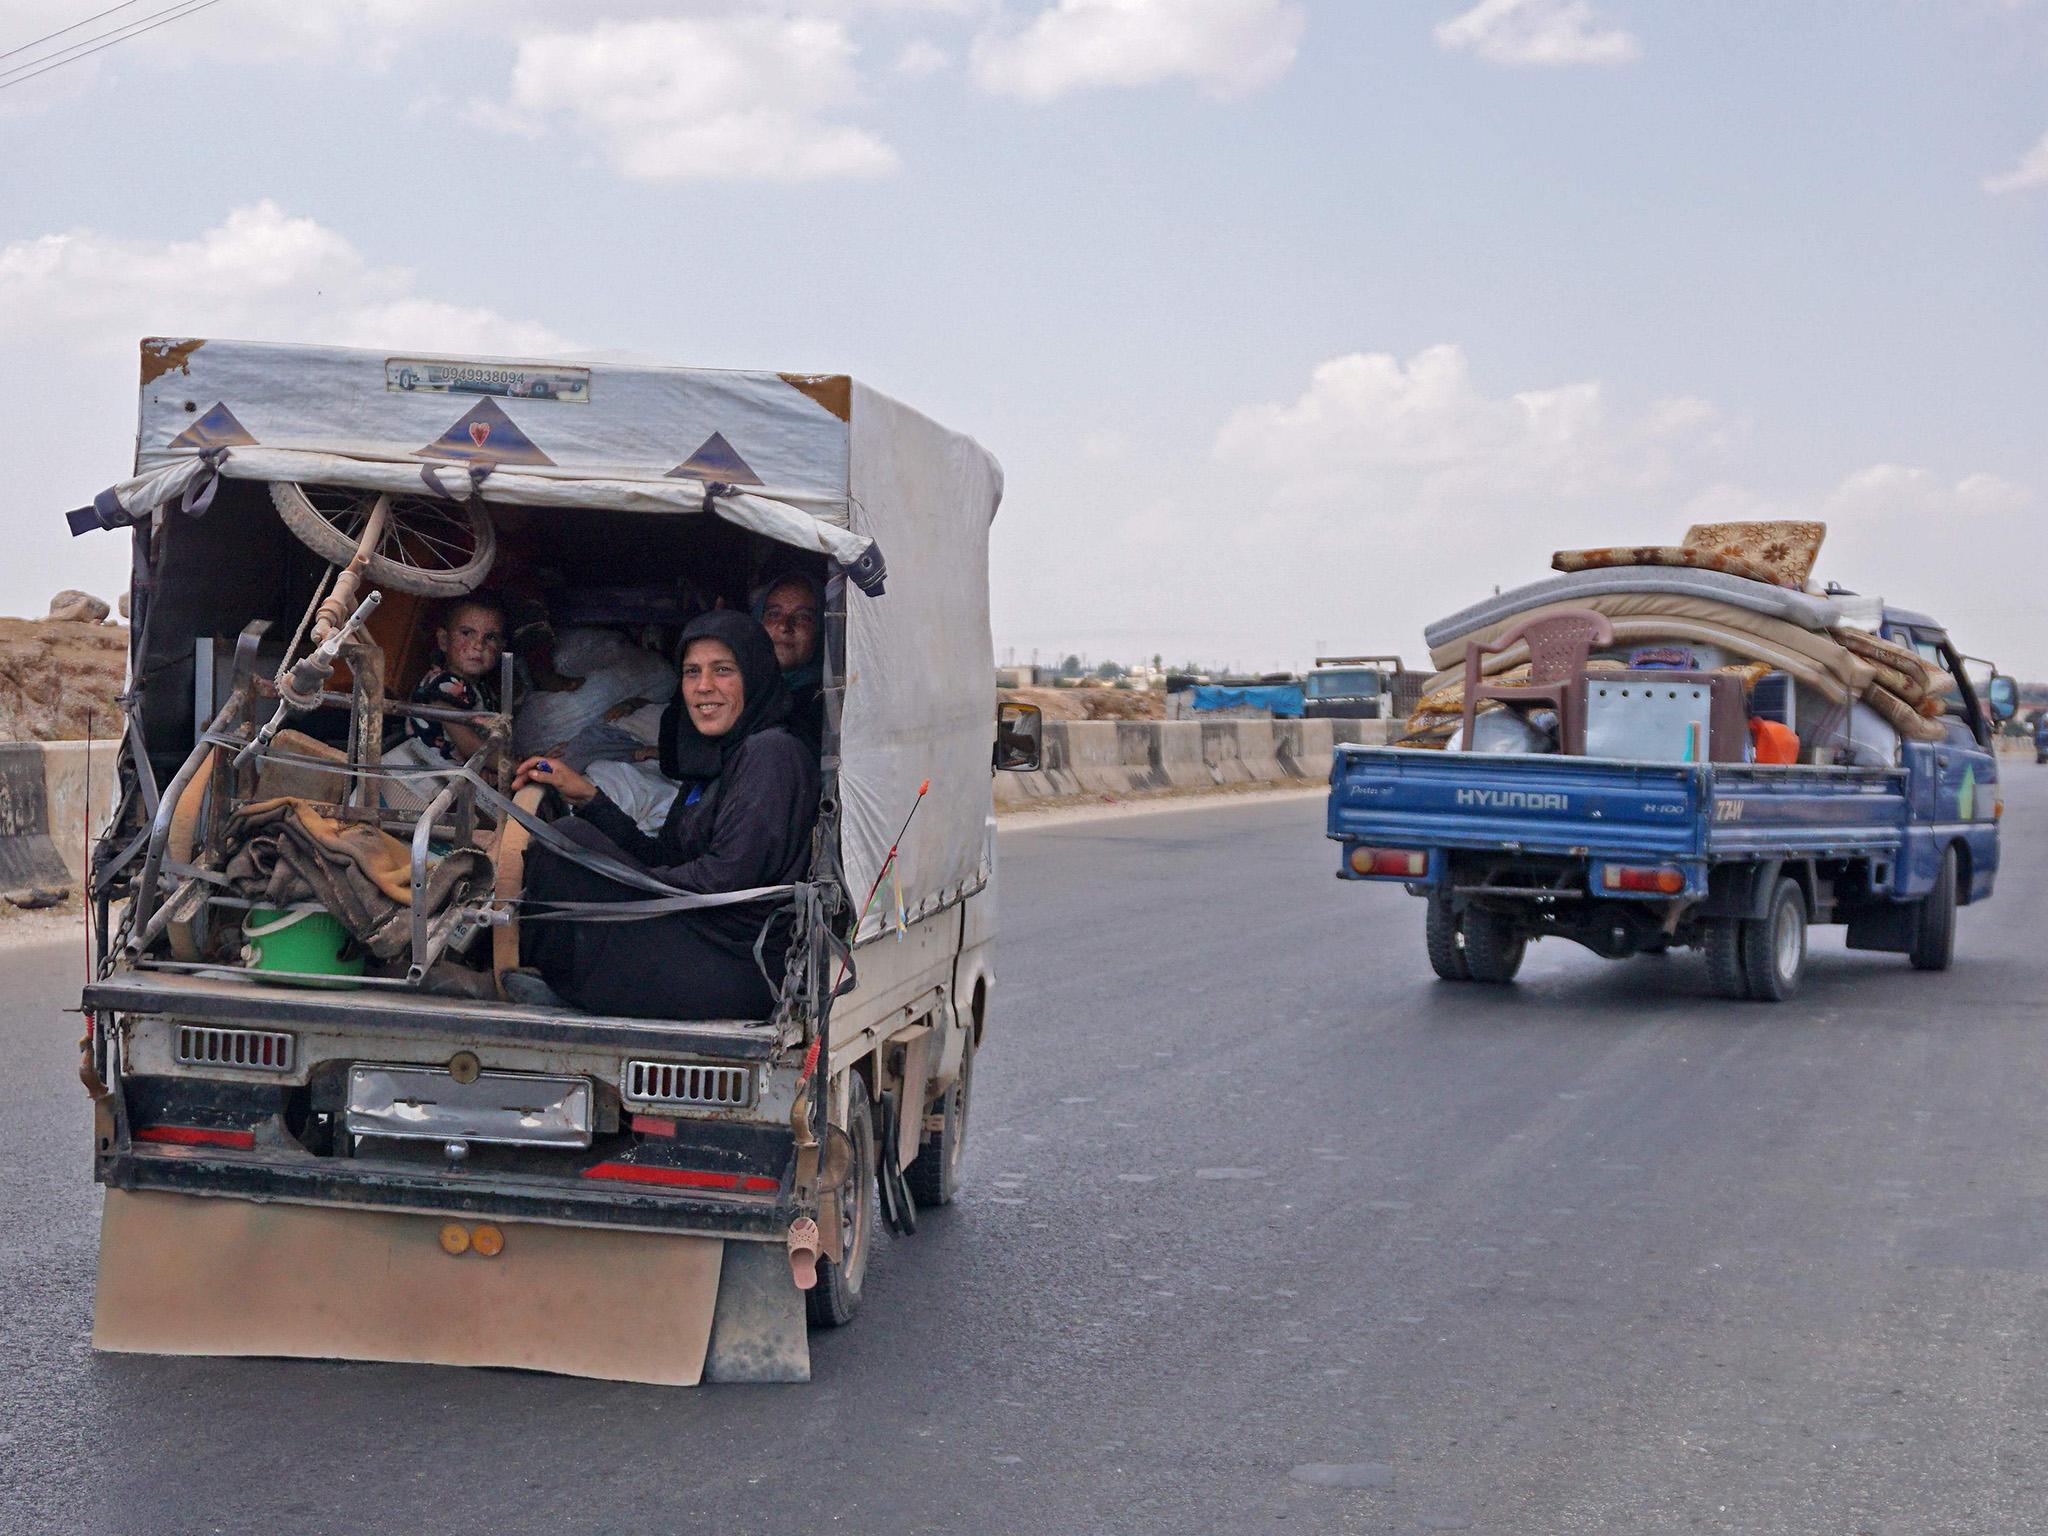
[243,908,365,989]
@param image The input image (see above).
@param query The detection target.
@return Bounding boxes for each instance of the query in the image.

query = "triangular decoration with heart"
[414,397,555,466]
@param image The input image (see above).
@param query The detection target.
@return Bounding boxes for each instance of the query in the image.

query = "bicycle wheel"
[269,482,497,597]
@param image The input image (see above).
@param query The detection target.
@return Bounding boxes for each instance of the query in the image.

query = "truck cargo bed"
[1328,746,1908,867]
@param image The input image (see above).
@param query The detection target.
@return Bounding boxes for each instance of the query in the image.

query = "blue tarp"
[1187,684,1304,718]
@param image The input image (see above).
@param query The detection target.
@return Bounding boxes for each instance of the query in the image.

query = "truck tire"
[1909,845,1958,972]
[1704,917,1750,1000]
[1739,877,1807,1002]
[1425,896,1472,981]
[807,1077,877,1329]
[1461,908,1525,984]
[907,1033,972,1208]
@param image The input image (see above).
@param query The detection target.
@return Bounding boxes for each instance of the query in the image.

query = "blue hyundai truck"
[1328,609,2016,1001]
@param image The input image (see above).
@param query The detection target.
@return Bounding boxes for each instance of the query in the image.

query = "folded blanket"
[223,797,486,962]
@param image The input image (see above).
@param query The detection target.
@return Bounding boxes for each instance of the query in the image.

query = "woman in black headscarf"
[510,610,820,1020]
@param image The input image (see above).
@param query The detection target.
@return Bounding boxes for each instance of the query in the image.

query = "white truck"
[1303,654,1425,722]
[71,338,1041,1384]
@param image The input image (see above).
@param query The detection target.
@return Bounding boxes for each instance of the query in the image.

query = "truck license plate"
[345,1065,593,1149]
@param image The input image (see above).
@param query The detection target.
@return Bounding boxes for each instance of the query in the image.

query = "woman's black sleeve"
[644,735,811,895]
[573,789,665,865]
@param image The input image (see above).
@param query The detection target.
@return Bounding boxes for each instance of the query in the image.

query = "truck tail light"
[1603,865,1685,895]
[1350,846,1428,878]
[582,1161,779,1195]
[134,1125,257,1150]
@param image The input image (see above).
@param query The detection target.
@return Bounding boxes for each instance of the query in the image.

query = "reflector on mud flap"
[93,1190,737,1386]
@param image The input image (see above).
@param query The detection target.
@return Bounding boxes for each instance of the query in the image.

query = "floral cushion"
[1679,521,1826,589]
[1551,521,1825,590]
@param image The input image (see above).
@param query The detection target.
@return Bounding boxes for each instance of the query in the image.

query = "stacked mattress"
[1407,564,1946,749]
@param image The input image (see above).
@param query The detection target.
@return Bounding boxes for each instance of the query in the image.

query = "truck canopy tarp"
[116,339,1004,942]
[840,383,1002,940]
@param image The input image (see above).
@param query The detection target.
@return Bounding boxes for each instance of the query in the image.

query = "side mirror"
[994,702,1043,773]
[1988,674,2019,723]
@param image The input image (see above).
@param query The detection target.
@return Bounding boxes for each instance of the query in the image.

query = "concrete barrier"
[996,716,1397,807]
[41,740,120,884]
[0,739,120,894]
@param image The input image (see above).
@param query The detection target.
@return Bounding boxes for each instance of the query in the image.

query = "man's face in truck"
[760,579,820,672]
[681,637,745,737]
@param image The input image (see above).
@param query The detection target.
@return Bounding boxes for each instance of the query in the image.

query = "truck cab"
[1305,655,1411,721]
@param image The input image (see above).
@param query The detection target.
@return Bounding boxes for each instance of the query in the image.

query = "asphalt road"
[7,773,2048,1535]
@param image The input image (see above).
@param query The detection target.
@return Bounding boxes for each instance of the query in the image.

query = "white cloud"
[1184,345,1718,660]
[1674,482,1789,525]
[0,201,569,355]
[1818,467,2035,657]
[0,204,569,619]
[970,0,1305,102]
[1433,0,1640,67]
[1212,344,1682,503]
[1824,464,2031,522]
[1643,395,1720,440]
[1673,466,2035,658]
[1982,130,2048,194]
[1183,348,2042,672]
[1681,467,2032,551]
[893,38,953,76]
[486,16,897,182]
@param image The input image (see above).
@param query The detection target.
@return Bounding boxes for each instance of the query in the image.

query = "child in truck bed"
[408,593,515,765]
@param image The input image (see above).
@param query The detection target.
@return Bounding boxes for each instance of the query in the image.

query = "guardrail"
[996,717,1397,807]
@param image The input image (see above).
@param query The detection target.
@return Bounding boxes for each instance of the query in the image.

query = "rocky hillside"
[0,617,127,741]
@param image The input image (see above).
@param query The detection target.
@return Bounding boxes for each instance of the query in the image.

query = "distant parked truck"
[1304,656,1426,722]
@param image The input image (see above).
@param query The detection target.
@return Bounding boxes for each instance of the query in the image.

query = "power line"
[0,0,149,63]
[0,0,219,86]
[0,0,228,94]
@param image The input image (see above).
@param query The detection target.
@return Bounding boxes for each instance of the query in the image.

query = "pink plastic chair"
[1460,608,1616,754]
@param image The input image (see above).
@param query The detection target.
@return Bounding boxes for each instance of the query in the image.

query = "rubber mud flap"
[93,1189,724,1385]
[702,1239,811,1383]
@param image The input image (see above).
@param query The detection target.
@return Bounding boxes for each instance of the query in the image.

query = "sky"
[3,0,2046,675]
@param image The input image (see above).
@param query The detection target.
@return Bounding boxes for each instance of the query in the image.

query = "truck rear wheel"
[1740,878,1807,1002]
[1424,896,1472,981]
[807,1077,876,1329]
[907,1033,972,1208]
[1909,846,1958,972]
[1704,917,1750,999]
[1461,908,1525,984]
